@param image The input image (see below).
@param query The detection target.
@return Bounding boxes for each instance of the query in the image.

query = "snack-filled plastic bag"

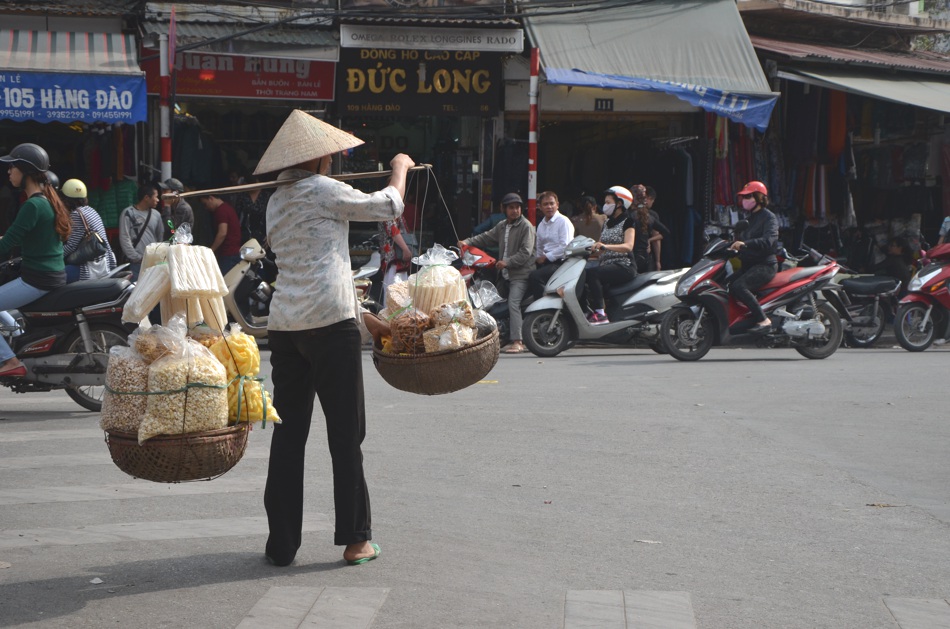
[473,309,498,339]
[138,333,229,444]
[407,245,467,314]
[208,324,280,425]
[429,300,476,328]
[384,280,412,313]
[423,321,475,353]
[100,346,149,433]
[470,280,502,310]
[389,308,431,354]
[132,315,188,364]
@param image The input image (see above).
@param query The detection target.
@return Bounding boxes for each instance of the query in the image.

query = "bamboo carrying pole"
[161,164,433,201]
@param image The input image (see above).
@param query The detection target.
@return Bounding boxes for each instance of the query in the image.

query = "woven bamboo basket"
[104,424,249,483]
[372,328,500,395]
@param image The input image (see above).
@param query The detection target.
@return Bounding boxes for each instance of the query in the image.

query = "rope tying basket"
[372,328,500,395]
[104,424,249,483]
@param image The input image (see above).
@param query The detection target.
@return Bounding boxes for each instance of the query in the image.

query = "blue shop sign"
[0,71,147,124]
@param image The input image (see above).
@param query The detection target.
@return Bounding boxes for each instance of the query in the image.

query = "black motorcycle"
[792,246,900,348]
[0,258,134,411]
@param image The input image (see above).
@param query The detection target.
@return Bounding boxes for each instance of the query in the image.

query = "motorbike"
[785,246,901,348]
[520,236,686,357]
[658,234,843,361]
[892,242,950,351]
[0,258,135,411]
[456,243,514,343]
[222,238,382,338]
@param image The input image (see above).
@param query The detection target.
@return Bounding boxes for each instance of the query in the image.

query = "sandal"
[0,363,26,378]
[503,344,526,354]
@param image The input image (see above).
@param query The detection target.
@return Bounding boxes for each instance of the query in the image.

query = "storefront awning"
[521,0,779,131]
[141,21,338,61]
[0,30,146,124]
[779,69,950,115]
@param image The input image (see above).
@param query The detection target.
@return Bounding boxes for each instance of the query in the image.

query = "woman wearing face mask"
[0,143,71,377]
[584,185,639,325]
[727,181,779,332]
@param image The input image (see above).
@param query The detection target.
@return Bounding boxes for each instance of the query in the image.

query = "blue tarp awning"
[522,0,779,131]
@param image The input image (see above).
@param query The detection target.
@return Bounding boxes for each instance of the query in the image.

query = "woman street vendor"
[255,109,414,567]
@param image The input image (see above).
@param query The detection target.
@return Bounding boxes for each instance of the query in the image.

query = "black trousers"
[585,262,636,310]
[528,260,562,299]
[729,263,777,323]
[264,319,371,563]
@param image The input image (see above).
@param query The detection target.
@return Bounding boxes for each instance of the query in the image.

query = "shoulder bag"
[65,209,109,266]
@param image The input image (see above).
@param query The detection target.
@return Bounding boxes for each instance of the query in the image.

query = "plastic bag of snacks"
[208,325,280,425]
[389,308,431,354]
[100,345,149,433]
[133,318,187,364]
[429,300,476,328]
[423,322,475,353]
[473,309,498,339]
[138,329,229,445]
[384,280,412,313]
[407,245,467,315]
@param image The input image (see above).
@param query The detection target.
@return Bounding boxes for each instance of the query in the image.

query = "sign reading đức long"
[336,48,501,117]
[0,71,146,124]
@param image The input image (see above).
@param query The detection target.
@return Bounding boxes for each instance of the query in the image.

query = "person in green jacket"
[0,144,71,377]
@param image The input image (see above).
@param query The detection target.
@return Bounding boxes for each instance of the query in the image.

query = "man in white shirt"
[255,110,414,568]
[528,190,575,300]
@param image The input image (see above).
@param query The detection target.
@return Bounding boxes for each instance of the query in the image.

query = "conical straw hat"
[254,110,364,175]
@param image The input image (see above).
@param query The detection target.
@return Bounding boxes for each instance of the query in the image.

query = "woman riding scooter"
[728,181,779,333]
[585,185,640,325]
[0,143,71,377]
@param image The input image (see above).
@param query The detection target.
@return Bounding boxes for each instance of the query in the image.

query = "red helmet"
[738,181,768,196]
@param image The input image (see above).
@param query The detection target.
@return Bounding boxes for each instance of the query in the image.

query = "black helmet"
[0,143,50,175]
[46,170,60,191]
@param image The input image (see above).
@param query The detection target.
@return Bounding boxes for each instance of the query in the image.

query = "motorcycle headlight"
[908,268,940,293]
[676,271,705,297]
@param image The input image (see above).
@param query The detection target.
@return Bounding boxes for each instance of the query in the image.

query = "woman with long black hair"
[0,144,71,377]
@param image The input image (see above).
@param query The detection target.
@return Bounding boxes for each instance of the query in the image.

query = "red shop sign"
[144,51,335,101]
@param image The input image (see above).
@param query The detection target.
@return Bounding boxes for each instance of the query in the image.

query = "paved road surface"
[1,343,948,628]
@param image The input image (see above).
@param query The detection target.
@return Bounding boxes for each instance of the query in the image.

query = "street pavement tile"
[565,590,698,629]
[235,586,389,629]
[885,598,950,629]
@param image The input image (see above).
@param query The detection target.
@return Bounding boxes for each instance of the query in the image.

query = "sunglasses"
[737,193,753,199]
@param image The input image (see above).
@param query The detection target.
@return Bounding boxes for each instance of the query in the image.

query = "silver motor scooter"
[522,236,687,357]
[222,238,382,338]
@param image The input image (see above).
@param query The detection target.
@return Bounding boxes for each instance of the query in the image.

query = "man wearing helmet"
[459,192,536,353]
[728,181,779,331]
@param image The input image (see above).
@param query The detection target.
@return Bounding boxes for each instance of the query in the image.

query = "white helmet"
[606,185,633,210]
[61,178,88,199]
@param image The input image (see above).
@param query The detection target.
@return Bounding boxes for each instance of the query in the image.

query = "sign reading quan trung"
[340,25,523,53]
[337,47,502,117]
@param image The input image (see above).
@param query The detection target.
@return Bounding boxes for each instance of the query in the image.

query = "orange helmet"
[738,181,768,196]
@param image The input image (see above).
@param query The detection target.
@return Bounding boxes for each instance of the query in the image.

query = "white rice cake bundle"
[122,264,170,323]
[423,321,475,353]
[100,346,149,433]
[200,297,228,332]
[407,266,467,315]
[141,242,169,272]
[161,295,188,327]
[138,340,229,444]
[168,245,229,298]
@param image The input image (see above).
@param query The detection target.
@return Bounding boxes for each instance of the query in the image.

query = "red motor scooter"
[893,243,950,351]
[659,233,843,361]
